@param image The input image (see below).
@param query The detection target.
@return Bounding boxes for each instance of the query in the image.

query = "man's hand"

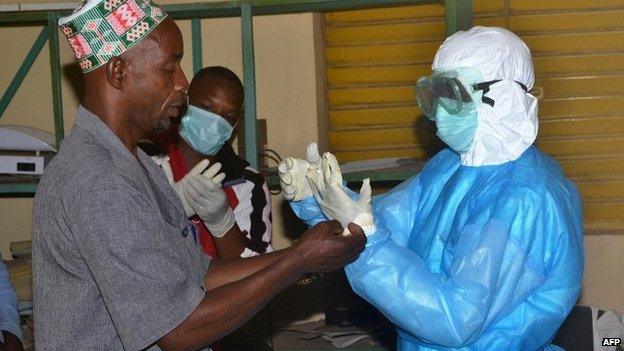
[183,162,236,238]
[158,220,365,350]
[293,220,366,273]
[307,153,376,235]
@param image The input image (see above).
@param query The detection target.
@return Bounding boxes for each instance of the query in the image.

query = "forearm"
[159,251,301,350]
[204,247,291,290]
[212,223,246,259]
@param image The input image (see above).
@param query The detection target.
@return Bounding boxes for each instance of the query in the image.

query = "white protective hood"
[432,26,539,166]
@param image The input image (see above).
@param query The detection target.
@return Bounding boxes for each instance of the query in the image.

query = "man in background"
[151,66,272,259]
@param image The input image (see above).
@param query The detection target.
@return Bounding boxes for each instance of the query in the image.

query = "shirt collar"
[73,105,187,225]
[73,105,151,179]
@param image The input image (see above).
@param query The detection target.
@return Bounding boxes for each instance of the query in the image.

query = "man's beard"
[152,115,171,133]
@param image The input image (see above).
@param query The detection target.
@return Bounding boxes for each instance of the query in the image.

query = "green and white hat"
[59,0,168,73]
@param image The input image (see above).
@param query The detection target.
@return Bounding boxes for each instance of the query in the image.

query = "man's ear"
[105,56,125,90]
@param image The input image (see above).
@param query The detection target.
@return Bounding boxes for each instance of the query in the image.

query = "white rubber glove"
[307,152,376,235]
[305,142,323,179]
[153,155,209,218]
[183,162,236,238]
[278,142,324,201]
[279,157,311,201]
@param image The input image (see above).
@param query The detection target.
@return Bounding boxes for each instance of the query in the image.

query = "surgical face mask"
[179,105,234,156]
[434,101,478,153]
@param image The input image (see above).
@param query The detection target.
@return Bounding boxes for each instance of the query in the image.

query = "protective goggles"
[415,68,528,120]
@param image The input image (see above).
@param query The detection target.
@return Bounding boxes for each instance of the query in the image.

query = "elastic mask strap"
[472,80,529,107]
[515,81,529,92]
[472,79,500,107]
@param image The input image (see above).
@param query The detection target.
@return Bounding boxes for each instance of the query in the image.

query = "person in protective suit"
[278,26,584,351]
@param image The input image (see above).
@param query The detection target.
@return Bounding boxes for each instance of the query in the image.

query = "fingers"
[189,159,210,176]
[278,158,295,185]
[346,223,367,253]
[281,185,296,200]
[202,162,222,179]
[183,182,201,209]
[357,178,372,207]
[188,175,221,196]
[212,172,226,185]
[322,152,343,185]
[306,142,321,166]
[278,161,288,174]
[278,163,291,183]
[278,159,294,200]
[332,225,366,268]
[321,153,331,184]
[347,223,365,238]
[306,169,323,202]
[326,219,344,235]
[186,176,210,196]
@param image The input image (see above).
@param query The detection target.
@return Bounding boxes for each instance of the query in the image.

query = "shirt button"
[181,227,189,237]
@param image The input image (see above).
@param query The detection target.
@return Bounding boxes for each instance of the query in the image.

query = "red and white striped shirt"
[152,144,272,258]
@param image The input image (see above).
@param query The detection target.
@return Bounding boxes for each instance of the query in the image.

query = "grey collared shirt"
[32,106,210,350]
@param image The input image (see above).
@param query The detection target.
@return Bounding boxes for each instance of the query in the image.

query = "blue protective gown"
[290,146,584,351]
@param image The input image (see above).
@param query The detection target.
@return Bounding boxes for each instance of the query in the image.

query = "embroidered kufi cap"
[58,0,167,73]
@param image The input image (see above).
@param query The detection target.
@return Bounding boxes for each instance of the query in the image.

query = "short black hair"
[189,66,244,96]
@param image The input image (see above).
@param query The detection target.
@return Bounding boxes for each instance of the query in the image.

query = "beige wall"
[580,235,624,310]
[0,4,622,317]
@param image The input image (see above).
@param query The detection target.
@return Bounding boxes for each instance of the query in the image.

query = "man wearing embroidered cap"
[31,1,366,350]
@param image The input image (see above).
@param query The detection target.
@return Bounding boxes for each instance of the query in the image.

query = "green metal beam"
[241,2,258,169]
[444,0,472,36]
[48,12,64,147]
[0,11,70,25]
[0,183,37,195]
[191,18,203,74]
[250,0,438,15]
[1,0,438,24]
[165,2,240,20]
[0,26,48,119]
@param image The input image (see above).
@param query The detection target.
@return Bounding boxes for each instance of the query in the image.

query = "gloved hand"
[154,155,208,218]
[183,162,236,238]
[278,142,323,201]
[307,152,376,235]
[305,141,323,181]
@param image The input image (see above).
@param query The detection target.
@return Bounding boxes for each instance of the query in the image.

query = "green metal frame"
[191,18,203,74]
[0,26,48,118]
[0,0,472,196]
[241,2,259,168]
[444,0,472,36]
[47,12,65,147]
